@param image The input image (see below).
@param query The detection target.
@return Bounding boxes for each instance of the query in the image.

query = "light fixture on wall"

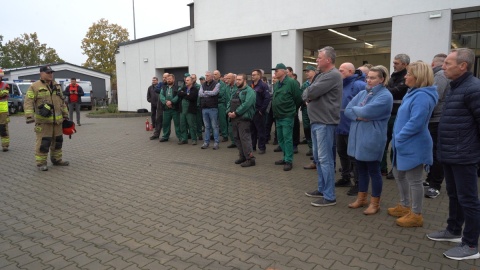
[280,31,289,36]
[328,29,357,41]
[122,61,126,64]
[364,42,373,47]
[429,12,442,19]
[143,58,148,62]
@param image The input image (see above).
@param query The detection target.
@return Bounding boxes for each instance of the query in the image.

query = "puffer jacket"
[24,80,68,125]
[337,72,366,135]
[437,72,480,164]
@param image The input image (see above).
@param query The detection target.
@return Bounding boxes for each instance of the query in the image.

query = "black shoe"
[227,144,237,148]
[159,138,168,142]
[273,146,282,152]
[293,146,298,154]
[423,181,430,187]
[272,139,278,145]
[221,137,228,142]
[275,160,286,165]
[283,162,292,171]
[235,157,247,164]
[310,156,314,160]
[258,149,266,154]
[346,184,359,196]
[241,159,256,167]
[2,147,8,152]
[150,135,159,140]
[306,149,312,156]
[177,140,188,145]
[335,177,351,187]
[386,170,395,179]
[52,160,69,166]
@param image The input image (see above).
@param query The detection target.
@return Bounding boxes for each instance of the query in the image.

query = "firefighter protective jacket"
[24,80,69,124]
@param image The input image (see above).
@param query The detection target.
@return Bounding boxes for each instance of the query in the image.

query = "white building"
[116,0,480,112]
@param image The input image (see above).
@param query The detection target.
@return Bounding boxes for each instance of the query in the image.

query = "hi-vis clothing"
[0,82,10,149]
[24,80,69,166]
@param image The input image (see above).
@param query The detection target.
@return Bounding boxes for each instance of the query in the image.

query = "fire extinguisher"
[145,118,150,131]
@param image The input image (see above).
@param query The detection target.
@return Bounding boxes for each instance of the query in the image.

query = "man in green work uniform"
[225,73,238,148]
[159,74,181,143]
[271,63,302,171]
[177,76,199,145]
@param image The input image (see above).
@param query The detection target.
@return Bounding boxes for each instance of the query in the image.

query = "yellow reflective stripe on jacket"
[25,109,34,114]
[0,101,8,113]
[35,114,64,121]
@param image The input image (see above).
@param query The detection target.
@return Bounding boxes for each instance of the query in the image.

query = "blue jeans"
[357,160,383,197]
[311,123,337,201]
[443,163,480,247]
[202,108,219,145]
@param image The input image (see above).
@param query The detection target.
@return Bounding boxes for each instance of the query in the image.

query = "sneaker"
[425,187,440,199]
[150,135,159,140]
[273,146,282,152]
[346,184,359,196]
[443,243,480,260]
[422,181,430,187]
[387,204,411,217]
[305,190,324,198]
[311,198,336,207]
[213,143,219,150]
[283,162,292,171]
[426,230,462,243]
[235,157,246,164]
[241,159,256,167]
[37,164,48,171]
[227,144,237,148]
[274,160,286,165]
[335,177,351,187]
[201,143,209,149]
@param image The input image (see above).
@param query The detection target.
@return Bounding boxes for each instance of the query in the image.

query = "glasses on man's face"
[45,71,53,74]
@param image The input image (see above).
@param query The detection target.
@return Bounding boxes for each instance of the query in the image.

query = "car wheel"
[18,104,23,112]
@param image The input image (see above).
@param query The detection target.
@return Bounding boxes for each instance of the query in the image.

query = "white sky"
[2,0,192,66]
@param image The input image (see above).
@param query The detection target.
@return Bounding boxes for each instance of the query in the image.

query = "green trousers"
[180,112,198,142]
[276,117,294,163]
[218,103,228,138]
[162,109,180,141]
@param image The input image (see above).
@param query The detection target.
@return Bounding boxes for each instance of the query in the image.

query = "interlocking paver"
[1,113,479,269]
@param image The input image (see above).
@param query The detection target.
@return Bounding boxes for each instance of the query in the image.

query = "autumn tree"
[0,33,63,68]
[81,19,129,85]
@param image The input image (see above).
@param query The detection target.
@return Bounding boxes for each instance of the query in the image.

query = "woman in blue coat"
[388,61,438,227]
[345,66,393,215]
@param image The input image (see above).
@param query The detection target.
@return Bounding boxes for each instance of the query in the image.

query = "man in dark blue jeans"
[426,48,480,261]
[250,69,271,154]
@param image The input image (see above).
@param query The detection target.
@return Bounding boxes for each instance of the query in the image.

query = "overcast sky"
[2,0,192,66]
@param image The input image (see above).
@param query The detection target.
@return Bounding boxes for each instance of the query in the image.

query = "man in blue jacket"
[426,48,480,261]
[336,63,366,196]
[250,69,271,154]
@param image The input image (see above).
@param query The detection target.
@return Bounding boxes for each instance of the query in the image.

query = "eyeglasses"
[45,71,53,74]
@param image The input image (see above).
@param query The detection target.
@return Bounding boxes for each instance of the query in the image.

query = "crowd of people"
[146,46,480,261]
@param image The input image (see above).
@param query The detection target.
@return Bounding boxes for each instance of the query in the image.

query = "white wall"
[272,30,304,81]
[391,9,452,72]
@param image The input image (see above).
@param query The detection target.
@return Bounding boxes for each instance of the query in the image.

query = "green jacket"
[218,80,228,105]
[272,76,302,119]
[227,84,256,121]
[160,85,180,110]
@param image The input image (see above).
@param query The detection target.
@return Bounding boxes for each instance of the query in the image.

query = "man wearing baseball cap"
[24,65,70,171]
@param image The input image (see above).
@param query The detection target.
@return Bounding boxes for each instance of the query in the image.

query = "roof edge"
[119,26,193,47]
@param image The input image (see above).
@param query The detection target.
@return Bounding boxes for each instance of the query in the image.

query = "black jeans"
[443,163,480,247]
[337,134,356,180]
[150,104,157,128]
[425,122,444,190]
[266,108,276,142]
[251,112,266,151]
[293,113,300,147]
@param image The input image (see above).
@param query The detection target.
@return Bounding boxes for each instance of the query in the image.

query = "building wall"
[117,0,480,111]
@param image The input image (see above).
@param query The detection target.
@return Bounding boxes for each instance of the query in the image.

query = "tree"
[81,18,129,86]
[0,33,63,68]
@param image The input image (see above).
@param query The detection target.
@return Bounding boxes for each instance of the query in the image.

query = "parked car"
[59,79,93,110]
[6,80,35,113]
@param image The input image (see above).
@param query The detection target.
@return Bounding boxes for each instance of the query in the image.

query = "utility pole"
[132,0,137,40]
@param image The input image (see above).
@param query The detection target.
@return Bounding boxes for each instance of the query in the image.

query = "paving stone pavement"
[1,112,479,270]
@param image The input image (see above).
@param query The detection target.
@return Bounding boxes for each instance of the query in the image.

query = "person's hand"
[26,117,35,124]
[166,100,172,107]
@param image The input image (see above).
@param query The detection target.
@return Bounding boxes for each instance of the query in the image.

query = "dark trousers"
[153,101,163,137]
[443,163,480,247]
[425,122,444,190]
[337,134,356,180]
[293,113,300,147]
[251,112,266,151]
[151,104,157,128]
[381,116,395,171]
[232,119,253,159]
[266,107,276,142]
[357,160,382,197]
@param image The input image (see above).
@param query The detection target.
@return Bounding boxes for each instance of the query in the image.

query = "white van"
[58,79,93,110]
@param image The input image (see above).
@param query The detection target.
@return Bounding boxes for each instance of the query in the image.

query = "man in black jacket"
[426,48,480,261]
[382,53,410,179]
[147,77,159,139]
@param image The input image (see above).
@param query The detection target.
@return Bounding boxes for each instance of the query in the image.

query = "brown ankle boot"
[396,211,423,227]
[363,196,380,215]
[348,192,368,208]
[387,203,411,217]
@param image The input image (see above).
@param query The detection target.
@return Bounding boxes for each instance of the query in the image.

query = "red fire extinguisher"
[145,118,150,131]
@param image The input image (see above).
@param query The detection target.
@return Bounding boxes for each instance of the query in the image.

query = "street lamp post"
[132,0,137,40]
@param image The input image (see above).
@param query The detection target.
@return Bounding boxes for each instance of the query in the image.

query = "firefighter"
[0,69,10,152]
[24,66,70,171]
